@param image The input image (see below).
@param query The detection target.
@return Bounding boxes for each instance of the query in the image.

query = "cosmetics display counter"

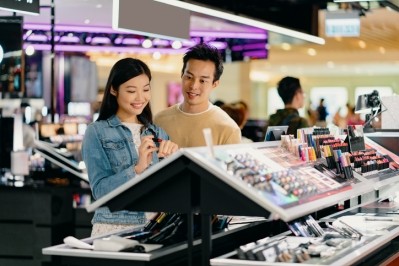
[42,138,399,266]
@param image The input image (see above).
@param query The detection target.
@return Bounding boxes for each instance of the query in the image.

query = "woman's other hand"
[134,135,158,174]
[157,139,178,159]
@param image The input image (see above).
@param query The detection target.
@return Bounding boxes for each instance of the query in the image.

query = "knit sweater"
[154,104,242,147]
[268,108,309,137]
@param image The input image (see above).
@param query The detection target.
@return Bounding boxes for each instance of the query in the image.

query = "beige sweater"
[154,104,242,148]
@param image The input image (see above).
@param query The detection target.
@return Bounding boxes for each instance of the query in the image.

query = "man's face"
[181,59,219,113]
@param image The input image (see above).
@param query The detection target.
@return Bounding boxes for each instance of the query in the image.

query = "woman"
[82,58,178,236]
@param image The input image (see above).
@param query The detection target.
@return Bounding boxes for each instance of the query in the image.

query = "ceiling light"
[335,36,342,42]
[114,37,123,45]
[379,47,386,54]
[27,34,49,42]
[154,0,325,45]
[142,39,153,48]
[281,43,291,51]
[307,48,317,56]
[358,40,366,48]
[208,41,227,49]
[121,38,140,45]
[60,35,80,43]
[91,36,111,44]
[171,40,182,49]
[152,39,169,46]
[152,52,161,60]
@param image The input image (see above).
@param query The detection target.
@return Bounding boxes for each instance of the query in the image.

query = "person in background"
[213,99,225,107]
[82,58,178,237]
[346,103,363,126]
[333,106,347,129]
[154,43,241,147]
[268,76,309,137]
[316,98,328,127]
[306,101,318,126]
[221,101,253,143]
[233,100,250,127]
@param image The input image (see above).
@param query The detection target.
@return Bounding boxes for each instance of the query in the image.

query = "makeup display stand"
[43,141,399,266]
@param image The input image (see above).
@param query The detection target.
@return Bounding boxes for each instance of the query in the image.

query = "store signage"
[113,0,190,41]
[325,11,360,37]
[0,0,40,15]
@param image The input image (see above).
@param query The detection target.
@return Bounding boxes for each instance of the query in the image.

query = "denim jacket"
[82,114,170,225]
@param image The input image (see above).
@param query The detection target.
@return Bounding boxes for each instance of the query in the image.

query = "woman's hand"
[157,139,178,159]
[134,135,158,174]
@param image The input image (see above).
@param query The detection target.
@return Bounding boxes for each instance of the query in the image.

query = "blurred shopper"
[221,101,253,143]
[346,103,363,126]
[333,106,347,128]
[154,43,241,147]
[268,76,309,137]
[213,99,225,107]
[316,98,328,127]
[82,58,178,236]
[306,101,318,126]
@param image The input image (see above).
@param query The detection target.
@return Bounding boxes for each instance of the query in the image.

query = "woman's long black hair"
[97,58,153,126]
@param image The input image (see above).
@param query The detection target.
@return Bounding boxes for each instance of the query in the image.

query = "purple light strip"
[91,37,111,44]
[153,39,170,46]
[243,50,268,58]
[27,35,49,42]
[231,42,266,51]
[121,38,141,45]
[60,36,80,43]
[191,31,267,40]
[208,41,227,49]
[24,24,267,40]
[24,43,188,54]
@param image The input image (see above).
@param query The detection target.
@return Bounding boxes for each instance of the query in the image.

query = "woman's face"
[112,74,151,123]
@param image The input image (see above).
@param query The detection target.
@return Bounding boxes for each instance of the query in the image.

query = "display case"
[43,138,399,266]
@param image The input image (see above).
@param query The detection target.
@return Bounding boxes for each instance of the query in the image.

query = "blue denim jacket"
[82,114,170,225]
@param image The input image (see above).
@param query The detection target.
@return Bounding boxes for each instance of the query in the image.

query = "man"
[268,76,309,137]
[154,43,241,147]
[316,98,328,127]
